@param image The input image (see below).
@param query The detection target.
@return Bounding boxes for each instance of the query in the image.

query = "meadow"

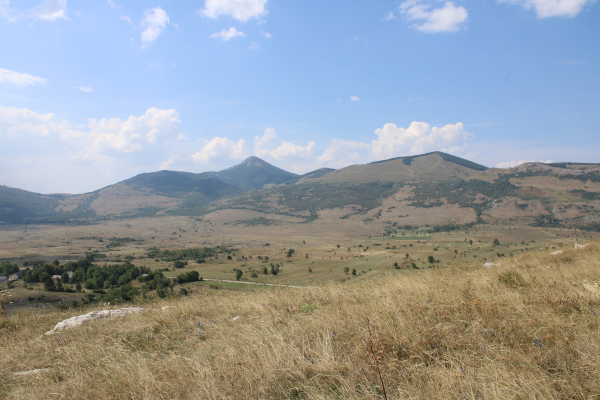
[1,227,599,398]
[0,212,599,398]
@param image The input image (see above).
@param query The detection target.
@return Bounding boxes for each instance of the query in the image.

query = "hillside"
[2,242,599,398]
[313,151,487,184]
[1,153,600,231]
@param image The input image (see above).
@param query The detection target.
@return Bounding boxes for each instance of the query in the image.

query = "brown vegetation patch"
[516,187,545,197]
[90,183,177,215]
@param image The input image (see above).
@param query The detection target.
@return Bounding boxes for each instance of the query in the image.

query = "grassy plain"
[1,221,599,398]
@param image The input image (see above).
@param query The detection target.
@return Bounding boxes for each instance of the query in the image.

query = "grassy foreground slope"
[1,244,600,399]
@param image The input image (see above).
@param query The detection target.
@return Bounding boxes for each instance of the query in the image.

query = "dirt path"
[201,278,312,289]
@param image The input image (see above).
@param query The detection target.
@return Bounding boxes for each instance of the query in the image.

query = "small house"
[8,272,22,281]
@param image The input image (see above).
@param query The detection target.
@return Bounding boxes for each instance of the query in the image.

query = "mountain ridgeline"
[1,151,600,231]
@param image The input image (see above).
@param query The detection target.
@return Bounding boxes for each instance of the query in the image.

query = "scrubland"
[1,242,600,399]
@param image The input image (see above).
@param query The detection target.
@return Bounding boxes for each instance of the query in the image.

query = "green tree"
[44,277,56,292]
[308,267,312,273]
[235,269,243,281]
[393,262,399,269]
[76,282,82,292]
[286,249,295,258]
[343,266,349,275]
[427,255,435,264]
[61,272,70,284]
[493,238,500,246]
[262,266,268,275]
[352,269,357,276]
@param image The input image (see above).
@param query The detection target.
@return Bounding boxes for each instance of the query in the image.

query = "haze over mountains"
[1,152,599,231]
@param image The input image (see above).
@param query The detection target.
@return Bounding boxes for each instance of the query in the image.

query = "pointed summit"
[216,156,299,190]
[239,156,267,167]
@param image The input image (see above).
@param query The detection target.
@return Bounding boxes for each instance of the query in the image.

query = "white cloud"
[191,137,248,164]
[383,11,396,20]
[200,0,268,22]
[83,108,180,154]
[211,27,245,41]
[0,0,17,22]
[75,86,91,92]
[0,106,180,155]
[140,7,169,45]
[498,0,595,18]
[107,0,118,8]
[0,106,73,138]
[317,139,371,168]
[253,128,315,161]
[350,96,360,102]
[28,0,68,21]
[159,156,177,170]
[0,68,46,87]
[0,106,184,193]
[371,121,473,160]
[264,32,271,38]
[120,15,132,23]
[247,41,260,49]
[399,1,468,33]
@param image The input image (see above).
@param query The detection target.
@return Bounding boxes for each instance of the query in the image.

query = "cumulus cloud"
[371,121,473,160]
[0,68,46,87]
[0,106,184,193]
[497,0,595,18]
[350,96,360,102]
[253,128,315,161]
[0,106,180,155]
[399,1,468,33]
[191,137,248,164]
[0,106,73,138]
[28,0,68,21]
[211,27,245,41]
[82,107,180,154]
[200,0,268,22]
[317,139,371,168]
[140,7,169,45]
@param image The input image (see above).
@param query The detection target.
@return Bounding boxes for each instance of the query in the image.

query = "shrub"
[498,269,526,287]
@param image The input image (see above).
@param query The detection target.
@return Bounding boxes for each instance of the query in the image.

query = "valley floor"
[1,235,599,399]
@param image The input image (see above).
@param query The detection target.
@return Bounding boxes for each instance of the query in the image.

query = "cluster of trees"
[234,263,281,280]
[0,262,19,276]
[147,246,230,263]
[21,259,157,296]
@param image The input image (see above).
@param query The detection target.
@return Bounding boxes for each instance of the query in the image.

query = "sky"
[0,0,599,194]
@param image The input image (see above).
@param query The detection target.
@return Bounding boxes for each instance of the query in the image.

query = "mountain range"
[1,152,599,231]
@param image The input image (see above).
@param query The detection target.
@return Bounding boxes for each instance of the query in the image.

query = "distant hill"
[124,170,241,199]
[1,153,600,231]
[313,152,487,184]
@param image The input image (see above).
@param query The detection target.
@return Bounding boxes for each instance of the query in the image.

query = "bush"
[498,269,526,287]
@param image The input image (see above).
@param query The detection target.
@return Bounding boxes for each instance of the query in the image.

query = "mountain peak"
[240,156,267,167]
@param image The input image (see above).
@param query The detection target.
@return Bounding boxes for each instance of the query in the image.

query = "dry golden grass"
[1,243,600,399]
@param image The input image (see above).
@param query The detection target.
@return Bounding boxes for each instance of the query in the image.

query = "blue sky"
[1,0,598,194]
